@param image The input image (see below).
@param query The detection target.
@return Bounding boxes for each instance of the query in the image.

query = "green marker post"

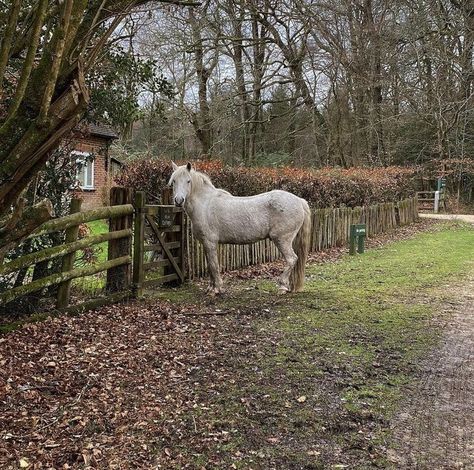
[350,224,367,255]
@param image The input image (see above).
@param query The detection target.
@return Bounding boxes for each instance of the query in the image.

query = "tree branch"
[0,0,21,94]
[3,0,49,126]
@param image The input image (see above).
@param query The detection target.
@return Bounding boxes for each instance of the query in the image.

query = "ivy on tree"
[88,45,174,137]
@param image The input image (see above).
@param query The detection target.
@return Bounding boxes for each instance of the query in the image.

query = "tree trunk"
[189,8,213,158]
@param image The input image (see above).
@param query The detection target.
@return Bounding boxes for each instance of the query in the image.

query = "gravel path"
[419,213,474,224]
[389,274,474,469]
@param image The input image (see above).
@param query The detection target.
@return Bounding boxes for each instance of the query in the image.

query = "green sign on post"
[350,224,366,255]
[437,177,446,192]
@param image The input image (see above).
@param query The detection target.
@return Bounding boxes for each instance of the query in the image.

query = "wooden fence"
[0,188,133,313]
[0,191,418,312]
[132,190,185,297]
[185,197,418,279]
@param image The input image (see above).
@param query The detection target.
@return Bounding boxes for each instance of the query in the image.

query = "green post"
[437,177,446,192]
[132,191,146,298]
[56,198,82,309]
[357,232,365,254]
[349,225,357,255]
[349,224,366,255]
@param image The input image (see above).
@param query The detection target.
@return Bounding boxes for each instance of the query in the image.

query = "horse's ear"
[172,161,178,171]
[186,162,192,172]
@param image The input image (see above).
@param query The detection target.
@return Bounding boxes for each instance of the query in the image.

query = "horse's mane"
[191,169,231,195]
[190,170,215,191]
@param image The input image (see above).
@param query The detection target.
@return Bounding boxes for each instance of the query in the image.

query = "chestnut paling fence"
[0,189,418,314]
[184,197,418,279]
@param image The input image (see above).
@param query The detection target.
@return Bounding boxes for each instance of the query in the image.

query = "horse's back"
[207,189,307,243]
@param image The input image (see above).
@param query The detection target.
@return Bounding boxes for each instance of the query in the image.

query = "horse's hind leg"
[203,240,223,295]
[273,235,298,292]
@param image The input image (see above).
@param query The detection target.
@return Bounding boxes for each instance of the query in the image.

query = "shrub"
[115,159,418,208]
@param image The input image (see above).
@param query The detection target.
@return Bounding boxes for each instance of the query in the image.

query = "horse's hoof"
[207,289,223,297]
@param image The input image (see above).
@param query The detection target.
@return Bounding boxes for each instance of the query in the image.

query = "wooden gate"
[133,190,185,296]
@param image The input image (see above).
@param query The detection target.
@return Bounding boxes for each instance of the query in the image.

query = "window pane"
[85,161,93,187]
[77,164,85,187]
[73,152,93,188]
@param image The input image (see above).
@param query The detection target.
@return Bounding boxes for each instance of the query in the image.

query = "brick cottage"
[72,123,123,209]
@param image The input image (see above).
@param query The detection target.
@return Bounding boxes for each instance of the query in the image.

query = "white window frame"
[73,151,95,190]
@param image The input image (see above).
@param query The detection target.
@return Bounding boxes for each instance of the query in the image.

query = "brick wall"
[72,136,115,209]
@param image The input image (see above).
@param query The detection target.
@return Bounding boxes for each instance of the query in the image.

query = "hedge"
[115,159,418,208]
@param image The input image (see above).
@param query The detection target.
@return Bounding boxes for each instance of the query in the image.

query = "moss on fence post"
[107,187,133,293]
[56,198,82,309]
[132,191,146,298]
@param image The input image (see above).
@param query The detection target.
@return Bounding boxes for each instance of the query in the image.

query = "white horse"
[169,162,311,295]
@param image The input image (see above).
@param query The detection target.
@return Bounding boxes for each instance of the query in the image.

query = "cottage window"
[74,151,95,190]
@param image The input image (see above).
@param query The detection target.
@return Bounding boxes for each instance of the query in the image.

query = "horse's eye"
[187,180,191,184]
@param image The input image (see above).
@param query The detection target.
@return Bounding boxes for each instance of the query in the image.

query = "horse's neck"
[185,184,217,220]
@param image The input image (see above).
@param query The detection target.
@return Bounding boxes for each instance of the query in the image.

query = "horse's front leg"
[203,241,223,295]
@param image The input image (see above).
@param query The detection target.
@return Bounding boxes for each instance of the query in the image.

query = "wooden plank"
[144,257,181,270]
[146,215,184,282]
[1,256,131,306]
[161,224,181,232]
[132,191,146,298]
[30,204,134,238]
[143,274,179,287]
[107,187,132,293]
[56,198,82,309]
[144,205,183,216]
[144,241,181,251]
[0,229,131,276]
[147,224,181,233]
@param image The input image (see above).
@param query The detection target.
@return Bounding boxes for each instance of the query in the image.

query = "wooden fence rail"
[185,197,418,279]
[0,192,134,312]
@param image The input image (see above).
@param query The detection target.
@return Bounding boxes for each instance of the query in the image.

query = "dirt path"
[419,213,474,224]
[389,274,474,469]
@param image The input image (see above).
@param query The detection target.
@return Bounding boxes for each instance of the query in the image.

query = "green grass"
[71,219,109,293]
[156,222,474,467]
[84,219,108,262]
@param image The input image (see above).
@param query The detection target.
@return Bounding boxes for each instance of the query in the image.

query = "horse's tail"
[290,200,311,292]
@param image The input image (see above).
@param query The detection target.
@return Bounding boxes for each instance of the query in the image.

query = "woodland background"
[101,0,474,170]
[0,0,472,255]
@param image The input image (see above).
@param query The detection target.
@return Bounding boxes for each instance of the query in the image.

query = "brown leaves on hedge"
[115,160,417,208]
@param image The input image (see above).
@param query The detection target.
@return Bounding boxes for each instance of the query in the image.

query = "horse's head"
[169,161,192,207]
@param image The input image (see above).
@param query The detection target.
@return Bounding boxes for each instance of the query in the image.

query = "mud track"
[390,275,474,469]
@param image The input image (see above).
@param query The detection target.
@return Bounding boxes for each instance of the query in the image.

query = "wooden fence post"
[106,187,133,293]
[56,198,82,309]
[132,191,146,298]
[179,208,185,280]
[161,187,183,284]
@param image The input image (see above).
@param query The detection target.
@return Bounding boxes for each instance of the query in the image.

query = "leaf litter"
[0,219,444,468]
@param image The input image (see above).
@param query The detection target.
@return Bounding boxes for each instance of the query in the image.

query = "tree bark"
[189,8,214,158]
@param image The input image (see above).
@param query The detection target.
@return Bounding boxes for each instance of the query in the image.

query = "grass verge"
[154,222,474,468]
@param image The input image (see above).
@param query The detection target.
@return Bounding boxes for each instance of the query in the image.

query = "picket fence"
[185,197,418,279]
